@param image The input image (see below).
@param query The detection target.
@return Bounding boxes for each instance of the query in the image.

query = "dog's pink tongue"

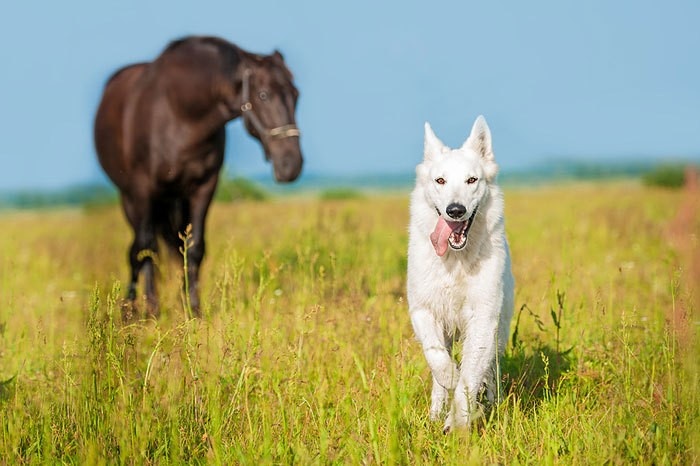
[430,217,458,257]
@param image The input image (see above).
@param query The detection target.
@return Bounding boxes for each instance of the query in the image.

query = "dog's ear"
[463,115,498,180]
[424,122,447,161]
[463,115,493,160]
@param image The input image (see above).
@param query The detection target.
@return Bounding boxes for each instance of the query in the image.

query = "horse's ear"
[271,50,294,79]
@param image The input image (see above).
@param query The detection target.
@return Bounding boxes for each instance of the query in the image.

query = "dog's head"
[416,115,499,255]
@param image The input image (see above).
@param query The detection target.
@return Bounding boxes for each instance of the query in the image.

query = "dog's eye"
[435,177,446,185]
[466,177,478,184]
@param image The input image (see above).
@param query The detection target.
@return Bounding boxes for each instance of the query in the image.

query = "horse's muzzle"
[272,151,303,182]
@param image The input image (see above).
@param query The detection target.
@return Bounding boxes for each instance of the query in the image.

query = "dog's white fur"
[407,115,514,431]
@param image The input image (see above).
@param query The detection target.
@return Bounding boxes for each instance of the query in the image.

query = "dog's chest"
[425,258,472,330]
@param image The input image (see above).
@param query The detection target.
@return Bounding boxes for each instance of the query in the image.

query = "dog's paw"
[429,383,449,421]
[442,415,467,434]
[443,408,468,434]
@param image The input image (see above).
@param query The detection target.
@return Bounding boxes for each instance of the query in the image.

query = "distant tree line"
[641,164,689,188]
[0,178,270,209]
[0,184,117,209]
[1,163,696,209]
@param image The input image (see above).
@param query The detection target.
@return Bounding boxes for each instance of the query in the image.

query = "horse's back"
[94,63,149,190]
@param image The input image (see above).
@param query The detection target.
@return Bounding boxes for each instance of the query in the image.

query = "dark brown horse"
[94,36,302,318]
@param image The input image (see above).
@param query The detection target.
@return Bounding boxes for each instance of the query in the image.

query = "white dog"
[407,115,514,432]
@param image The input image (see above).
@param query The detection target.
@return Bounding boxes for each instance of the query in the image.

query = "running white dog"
[407,115,514,432]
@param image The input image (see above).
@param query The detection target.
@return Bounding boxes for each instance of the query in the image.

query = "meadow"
[0,181,698,464]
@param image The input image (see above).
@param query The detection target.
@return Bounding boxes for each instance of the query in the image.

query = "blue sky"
[1,0,699,190]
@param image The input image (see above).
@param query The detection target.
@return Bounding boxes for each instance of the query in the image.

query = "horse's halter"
[240,69,300,159]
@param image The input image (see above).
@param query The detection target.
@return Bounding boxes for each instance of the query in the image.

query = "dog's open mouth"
[430,208,477,257]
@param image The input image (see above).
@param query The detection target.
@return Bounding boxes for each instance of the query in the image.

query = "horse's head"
[239,52,303,183]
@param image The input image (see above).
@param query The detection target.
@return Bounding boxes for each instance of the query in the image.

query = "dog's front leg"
[447,312,499,430]
[429,375,449,420]
[410,309,458,419]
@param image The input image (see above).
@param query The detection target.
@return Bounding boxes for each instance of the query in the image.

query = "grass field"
[0,182,698,464]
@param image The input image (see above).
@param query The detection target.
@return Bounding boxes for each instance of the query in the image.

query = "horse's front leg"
[122,193,159,319]
[185,176,219,318]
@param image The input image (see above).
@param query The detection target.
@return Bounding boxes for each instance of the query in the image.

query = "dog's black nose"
[446,203,467,219]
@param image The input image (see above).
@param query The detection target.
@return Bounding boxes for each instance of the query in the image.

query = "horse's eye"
[466,177,478,184]
[435,177,446,185]
[258,91,268,101]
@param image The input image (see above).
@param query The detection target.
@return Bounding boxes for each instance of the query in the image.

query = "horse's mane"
[103,37,223,87]
[164,36,240,57]
[162,36,242,73]
[110,36,292,86]
[104,62,148,86]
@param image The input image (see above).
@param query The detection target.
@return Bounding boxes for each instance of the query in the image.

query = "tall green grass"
[0,183,697,464]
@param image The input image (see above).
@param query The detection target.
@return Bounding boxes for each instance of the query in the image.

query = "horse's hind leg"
[122,193,160,319]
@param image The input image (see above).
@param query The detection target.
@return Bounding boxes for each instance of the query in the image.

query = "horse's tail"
[153,198,190,259]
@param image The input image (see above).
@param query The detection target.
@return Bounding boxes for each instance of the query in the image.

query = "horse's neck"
[173,68,242,134]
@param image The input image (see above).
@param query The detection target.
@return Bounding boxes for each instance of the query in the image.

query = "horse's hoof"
[145,305,160,320]
[120,300,138,323]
